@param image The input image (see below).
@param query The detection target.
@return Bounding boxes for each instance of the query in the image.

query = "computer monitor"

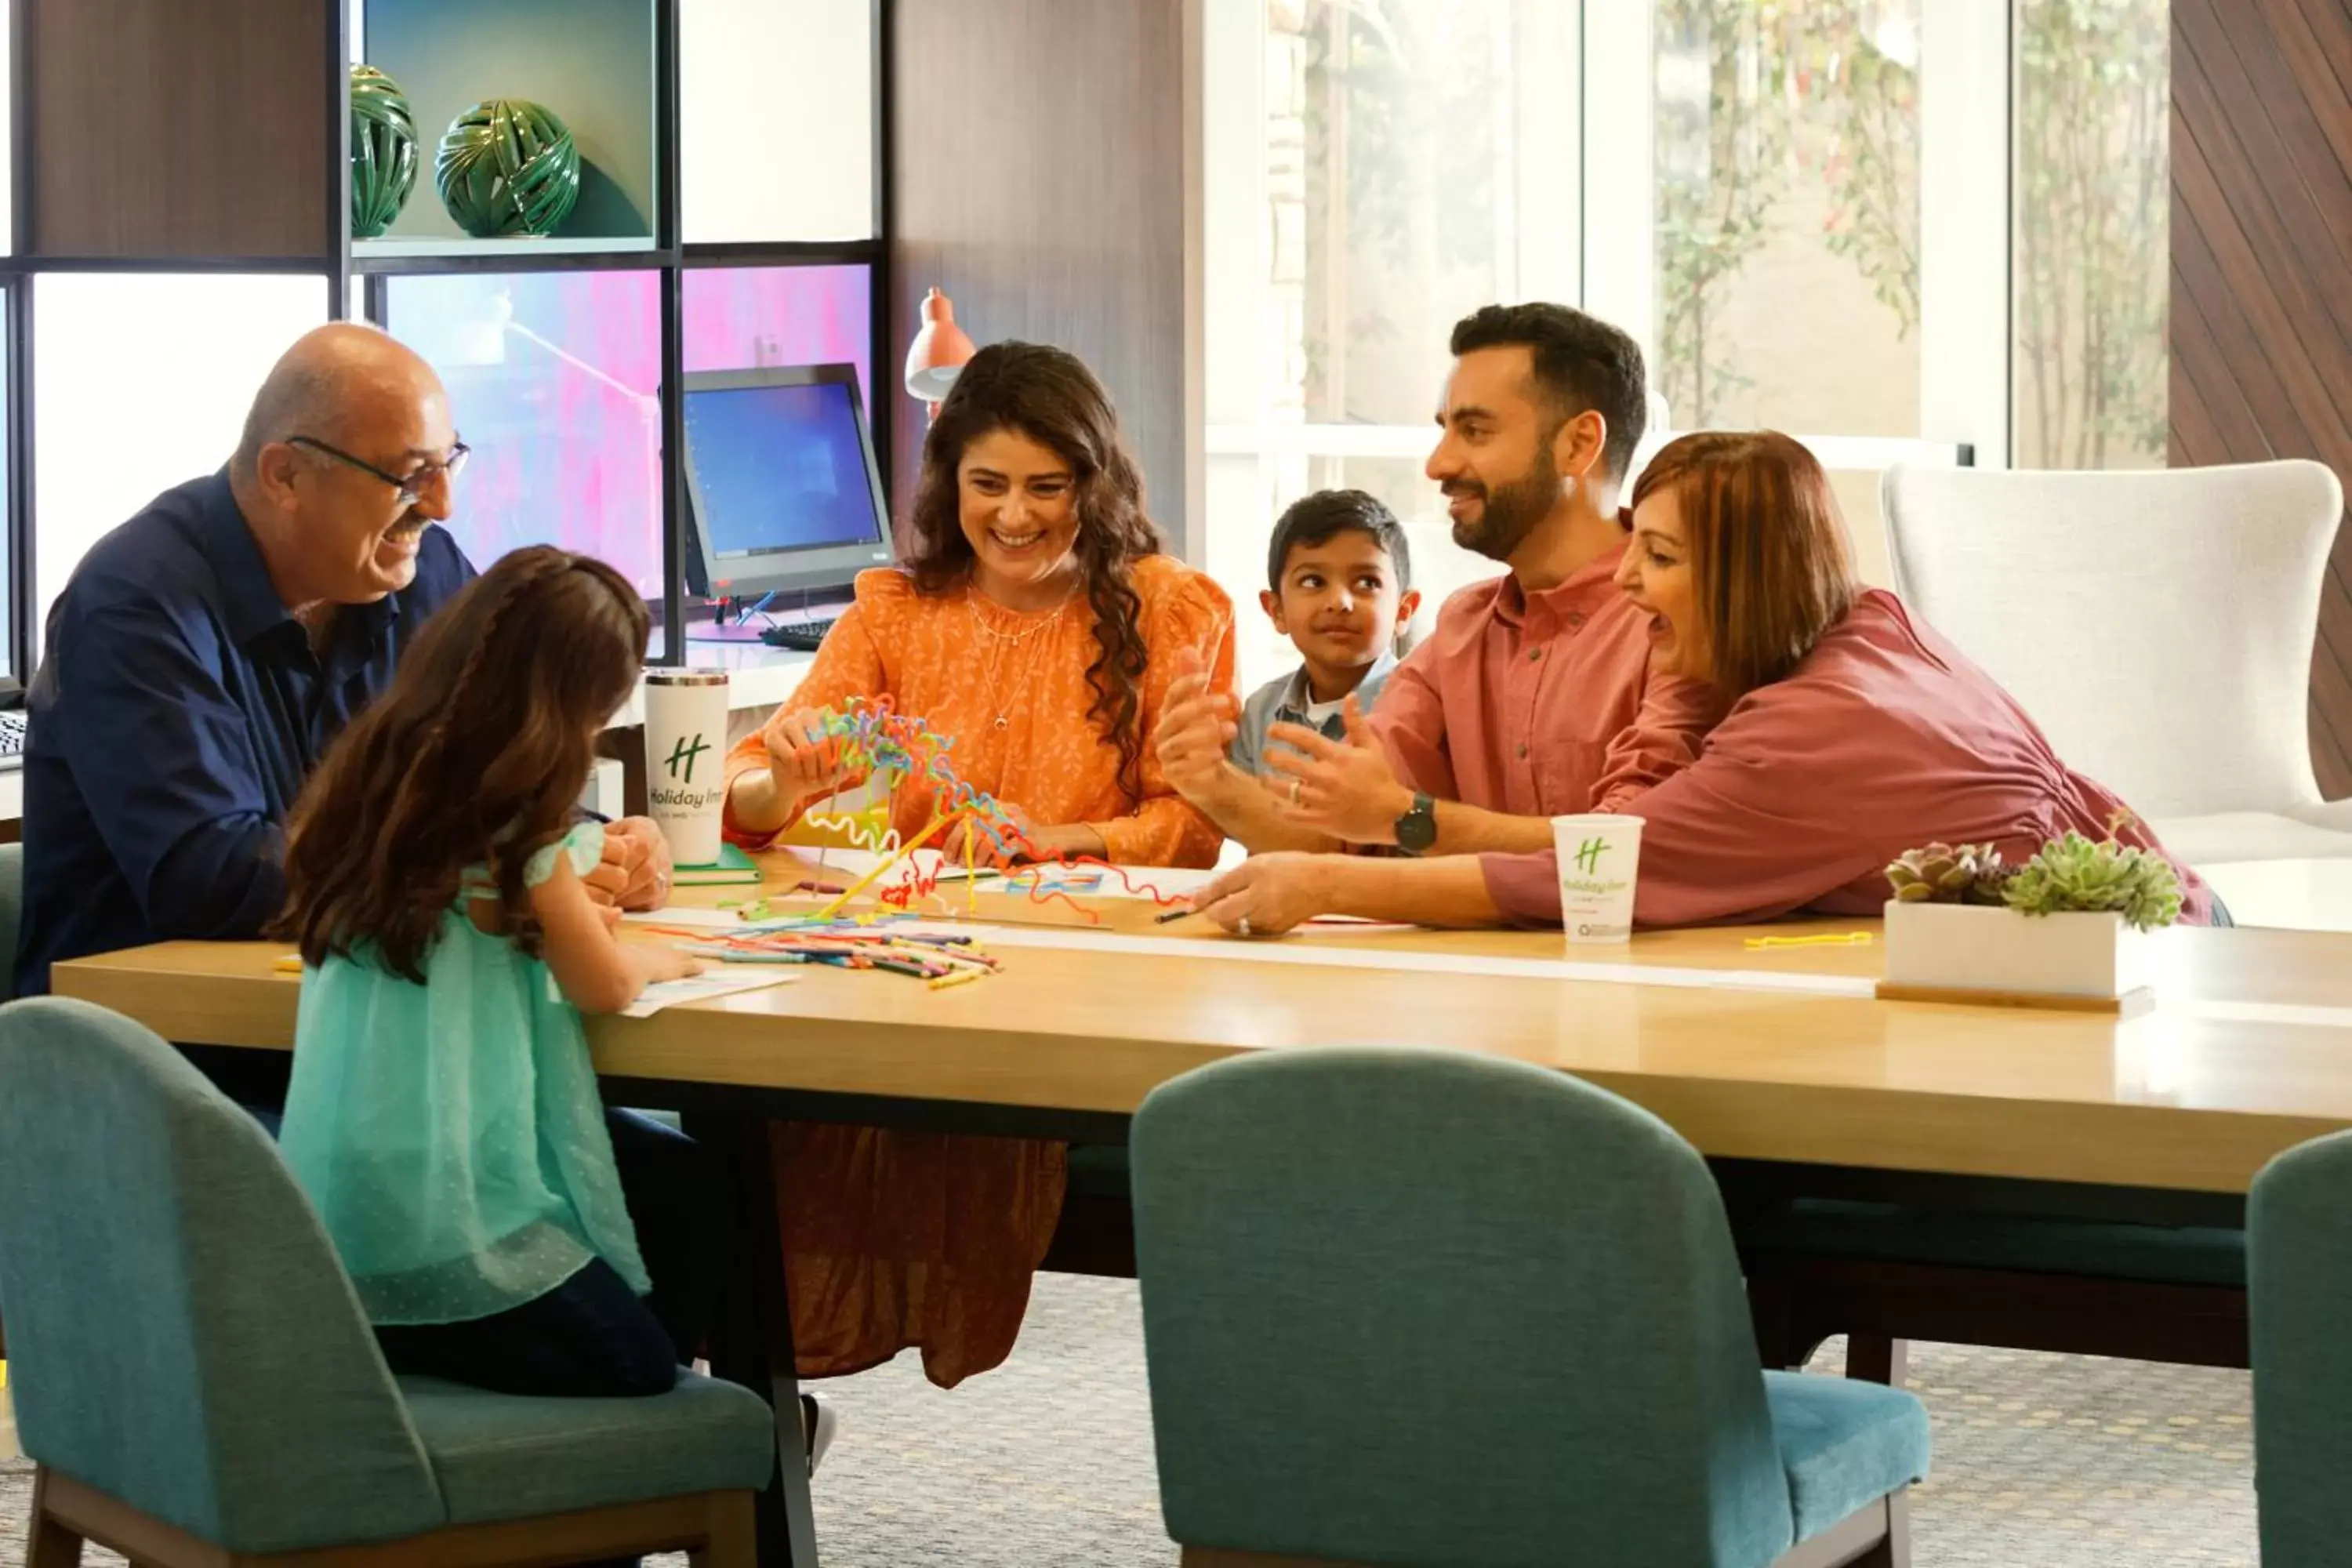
[679,364,894,610]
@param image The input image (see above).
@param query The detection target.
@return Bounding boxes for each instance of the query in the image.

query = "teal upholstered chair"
[2249,1127,2352,1566]
[1130,1047,1931,1568]
[0,839,24,1005]
[0,996,775,1567]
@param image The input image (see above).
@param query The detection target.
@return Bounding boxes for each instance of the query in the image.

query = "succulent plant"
[2000,829,2183,931]
[1886,842,2009,905]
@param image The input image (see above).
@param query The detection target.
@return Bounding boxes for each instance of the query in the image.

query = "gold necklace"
[967,586,1076,730]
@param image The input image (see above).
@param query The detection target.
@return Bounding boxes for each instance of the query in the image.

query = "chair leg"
[26,1469,88,1568]
[1851,1489,1911,1568]
[691,1490,760,1568]
[1845,1334,1909,1386]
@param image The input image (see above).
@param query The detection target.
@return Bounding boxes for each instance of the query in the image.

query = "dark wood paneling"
[24,0,330,260]
[889,0,1188,549]
[2171,0,2352,799]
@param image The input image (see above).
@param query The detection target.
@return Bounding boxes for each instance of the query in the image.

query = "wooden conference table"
[50,851,2352,1565]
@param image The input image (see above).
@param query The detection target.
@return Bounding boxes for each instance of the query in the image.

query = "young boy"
[1228,488,1421,778]
[1154,489,1418,855]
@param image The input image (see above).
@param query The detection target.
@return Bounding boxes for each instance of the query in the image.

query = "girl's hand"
[761,707,840,811]
[644,944,706,983]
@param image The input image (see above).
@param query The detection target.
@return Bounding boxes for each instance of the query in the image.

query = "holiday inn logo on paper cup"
[1552,814,1643,944]
[644,670,730,866]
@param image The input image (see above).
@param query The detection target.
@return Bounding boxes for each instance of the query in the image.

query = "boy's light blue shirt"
[1228,651,1399,775]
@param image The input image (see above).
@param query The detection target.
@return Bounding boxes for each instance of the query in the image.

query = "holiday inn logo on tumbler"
[644,669,730,867]
[1550,813,1643,944]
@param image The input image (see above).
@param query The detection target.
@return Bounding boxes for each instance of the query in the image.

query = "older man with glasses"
[16,322,673,1018]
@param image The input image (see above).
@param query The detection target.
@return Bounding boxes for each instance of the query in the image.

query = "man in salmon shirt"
[1156,302,1719,864]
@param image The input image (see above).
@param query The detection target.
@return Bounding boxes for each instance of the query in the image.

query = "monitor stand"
[684,619,776,644]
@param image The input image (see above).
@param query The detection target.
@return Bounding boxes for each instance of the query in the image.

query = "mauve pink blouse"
[1481,590,2215,928]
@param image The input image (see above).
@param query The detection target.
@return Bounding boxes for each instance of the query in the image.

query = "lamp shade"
[903,288,976,403]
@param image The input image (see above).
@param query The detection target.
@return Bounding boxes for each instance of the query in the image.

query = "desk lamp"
[903,287,975,419]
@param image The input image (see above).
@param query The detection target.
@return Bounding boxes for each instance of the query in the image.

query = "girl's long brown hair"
[1630,430,1858,699]
[902,341,1165,800]
[273,546,649,982]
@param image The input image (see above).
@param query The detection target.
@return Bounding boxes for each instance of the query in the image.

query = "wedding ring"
[1237,915,1254,938]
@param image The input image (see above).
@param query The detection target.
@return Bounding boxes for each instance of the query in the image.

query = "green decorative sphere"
[435,99,581,239]
[349,64,419,239]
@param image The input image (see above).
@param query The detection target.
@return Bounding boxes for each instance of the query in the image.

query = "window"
[1205,2,2162,689]
[382,270,664,594]
[1647,1,1922,434]
[32,274,333,648]
[2012,0,2168,469]
[1202,1,1580,685]
[681,263,875,409]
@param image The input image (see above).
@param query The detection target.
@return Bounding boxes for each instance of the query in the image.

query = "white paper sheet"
[996,863,1225,901]
[621,969,800,1018]
[971,924,1877,997]
[622,906,757,931]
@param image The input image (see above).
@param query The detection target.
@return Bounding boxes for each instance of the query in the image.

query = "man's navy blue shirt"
[17,470,474,995]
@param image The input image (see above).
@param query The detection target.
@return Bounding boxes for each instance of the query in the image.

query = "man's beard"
[1446,445,1559,562]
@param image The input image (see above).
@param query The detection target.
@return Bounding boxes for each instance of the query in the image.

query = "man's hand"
[1191,853,1348,936]
[587,817,673,913]
[1260,695,1414,845]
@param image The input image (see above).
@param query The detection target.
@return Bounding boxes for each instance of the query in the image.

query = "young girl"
[274,546,717,1399]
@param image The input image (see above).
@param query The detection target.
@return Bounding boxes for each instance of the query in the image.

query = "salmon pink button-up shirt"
[1374,541,1722,817]
[1481,590,2215,927]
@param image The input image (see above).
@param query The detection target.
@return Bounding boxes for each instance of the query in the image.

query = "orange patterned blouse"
[724,555,1236,867]
[720,554,1234,1387]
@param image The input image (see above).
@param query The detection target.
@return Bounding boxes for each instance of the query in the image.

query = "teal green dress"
[281,821,653,1326]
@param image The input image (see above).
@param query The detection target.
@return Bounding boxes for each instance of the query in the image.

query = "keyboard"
[0,710,25,758]
[760,618,837,652]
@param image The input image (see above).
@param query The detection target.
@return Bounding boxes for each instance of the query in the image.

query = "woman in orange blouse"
[722,341,1235,1388]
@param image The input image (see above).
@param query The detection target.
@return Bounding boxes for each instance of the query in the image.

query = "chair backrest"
[2249,1128,2352,1567]
[1131,1047,1791,1568]
[0,997,445,1552]
[0,840,23,1004]
[1880,460,2343,819]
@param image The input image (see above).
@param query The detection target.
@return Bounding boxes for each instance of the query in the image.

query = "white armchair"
[1879,460,2352,875]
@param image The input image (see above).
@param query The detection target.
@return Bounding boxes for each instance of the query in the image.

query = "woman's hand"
[1259,695,1415,844]
[1154,647,1243,805]
[1191,853,1348,936]
[942,804,1106,867]
[760,707,840,813]
[602,817,673,909]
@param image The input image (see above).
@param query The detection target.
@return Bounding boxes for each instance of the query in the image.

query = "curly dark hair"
[902,341,1166,799]
[272,546,650,982]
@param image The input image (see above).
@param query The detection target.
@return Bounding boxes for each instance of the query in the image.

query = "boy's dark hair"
[1449,303,1647,481]
[1265,488,1413,593]
[274,546,651,982]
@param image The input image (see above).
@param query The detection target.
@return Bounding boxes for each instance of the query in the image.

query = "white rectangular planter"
[1882,901,2153,1004]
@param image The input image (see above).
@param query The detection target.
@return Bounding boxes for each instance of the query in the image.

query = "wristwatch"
[1393,791,1438,855]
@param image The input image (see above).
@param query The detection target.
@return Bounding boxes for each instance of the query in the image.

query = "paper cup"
[644,670,730,866]
[1552,814,1643,944]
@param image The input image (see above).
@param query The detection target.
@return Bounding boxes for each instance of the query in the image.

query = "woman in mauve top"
[1187,430,2212,931]
[722,343,1232,1389]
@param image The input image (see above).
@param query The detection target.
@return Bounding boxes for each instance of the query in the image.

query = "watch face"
[1396,795,1439,852]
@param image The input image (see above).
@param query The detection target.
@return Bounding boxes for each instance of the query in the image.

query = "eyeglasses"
[288,435,471,509]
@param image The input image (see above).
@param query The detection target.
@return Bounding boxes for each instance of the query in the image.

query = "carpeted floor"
[0,1272,2258,1566]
